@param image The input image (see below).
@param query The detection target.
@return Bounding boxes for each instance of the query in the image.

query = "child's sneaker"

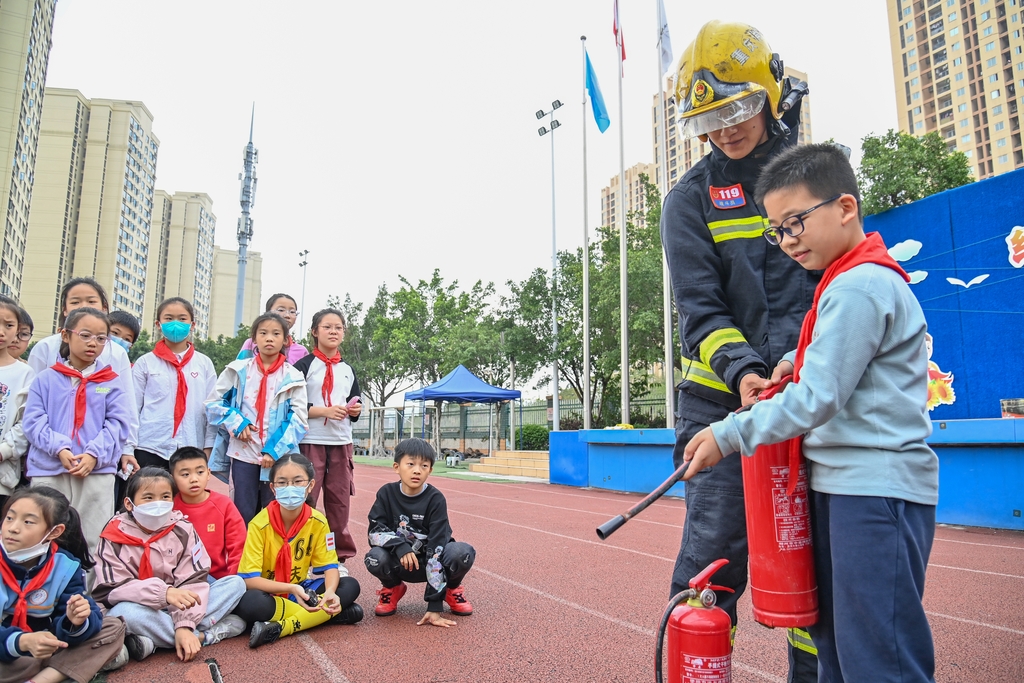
[248,620,282,649]
[124,634,156,661]
[329,603,364,625]
[444,586,473,615]
[101,644,130,671]
[374,582,407,616]
[201,614,246,646]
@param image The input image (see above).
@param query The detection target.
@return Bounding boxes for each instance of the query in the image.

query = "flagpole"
[656,2,675,429]
[616,12,629,425]
[581,36,592,431]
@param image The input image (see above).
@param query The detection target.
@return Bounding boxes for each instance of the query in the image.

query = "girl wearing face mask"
[93,468,247,663]
[233,454,362,649]
[23,308,132,561]
[1,487,128,683]
[131,298,218,473]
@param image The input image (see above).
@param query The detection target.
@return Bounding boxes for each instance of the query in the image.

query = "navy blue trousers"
[808,492,936,683]
[230,459,274,527]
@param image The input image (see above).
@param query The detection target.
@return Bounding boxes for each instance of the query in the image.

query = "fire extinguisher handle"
[756,374,793,402]
[688,558,730,590]
[708,584,735,594]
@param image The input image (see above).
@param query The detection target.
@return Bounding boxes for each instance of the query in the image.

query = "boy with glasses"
[683,143,938,682]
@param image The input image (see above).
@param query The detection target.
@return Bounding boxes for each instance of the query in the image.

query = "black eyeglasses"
[763,195,843,246]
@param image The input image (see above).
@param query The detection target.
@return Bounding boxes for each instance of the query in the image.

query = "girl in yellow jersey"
[233,454,362,648]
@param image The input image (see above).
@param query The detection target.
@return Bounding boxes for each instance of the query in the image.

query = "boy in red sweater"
[171,446,247,579]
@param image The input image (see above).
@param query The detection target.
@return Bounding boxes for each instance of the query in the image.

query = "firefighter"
[660,20,818,681]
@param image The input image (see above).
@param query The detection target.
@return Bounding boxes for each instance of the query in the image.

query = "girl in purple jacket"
[23,308,132,560]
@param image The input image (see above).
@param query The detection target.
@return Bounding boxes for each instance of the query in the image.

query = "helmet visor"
[679,90,766,139]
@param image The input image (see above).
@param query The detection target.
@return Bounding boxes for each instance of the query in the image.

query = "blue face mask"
[275,486,307,510]
[160,321,192,344]
[111,336,132,352]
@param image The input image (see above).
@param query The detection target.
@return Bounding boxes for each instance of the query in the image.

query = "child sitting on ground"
[365,438,476,627]
[93,467,247,662]
[170,447,247,579]
[1,487,127,683]
[682,143,938,682]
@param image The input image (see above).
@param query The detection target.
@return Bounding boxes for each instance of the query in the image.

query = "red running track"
[108,463,1024,682]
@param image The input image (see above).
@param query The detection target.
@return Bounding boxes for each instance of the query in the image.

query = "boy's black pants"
[364,541,475,590]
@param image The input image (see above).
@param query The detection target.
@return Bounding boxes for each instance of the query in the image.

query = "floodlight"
[538,127,549,136]
[536,110,545,119]
[552,100,563,110]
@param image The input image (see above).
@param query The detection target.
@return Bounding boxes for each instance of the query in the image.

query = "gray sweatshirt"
[711,263,938,506]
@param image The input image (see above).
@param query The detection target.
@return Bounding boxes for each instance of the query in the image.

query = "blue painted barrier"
[551,421,1024,530]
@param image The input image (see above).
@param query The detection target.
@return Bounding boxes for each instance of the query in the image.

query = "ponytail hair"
[1,487,95,570]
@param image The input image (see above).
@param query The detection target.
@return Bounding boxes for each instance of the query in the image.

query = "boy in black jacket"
[364,438,475,627]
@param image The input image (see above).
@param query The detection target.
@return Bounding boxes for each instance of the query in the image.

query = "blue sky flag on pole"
[585,50,611,133]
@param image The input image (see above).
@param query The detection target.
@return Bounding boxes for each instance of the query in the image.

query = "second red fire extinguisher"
[741,376,818,628]
[656,559,733,683]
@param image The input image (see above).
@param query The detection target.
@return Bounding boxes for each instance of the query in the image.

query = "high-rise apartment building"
[23,89,159,336]
[208,246,262,339]
[0,0,57,298]
[149,190,216,338]
[600,162,657,229]
[886,0,1024,179]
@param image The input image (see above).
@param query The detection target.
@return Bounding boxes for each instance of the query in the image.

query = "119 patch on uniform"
[710,184,746,209]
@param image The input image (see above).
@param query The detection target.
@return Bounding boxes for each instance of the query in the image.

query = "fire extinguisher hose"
[655,589,697,683]
[596,461,689,540]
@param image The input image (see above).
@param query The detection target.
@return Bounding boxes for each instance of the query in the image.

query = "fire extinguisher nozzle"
[596,515,626,540]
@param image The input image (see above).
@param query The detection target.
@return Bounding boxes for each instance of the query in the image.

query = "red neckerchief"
[99,519,177,580]
[266,501,312,589]
[313,348,341,425]
[153,341,196,437]
[0,543,58,631]
[765,232,909,495]
[49,363,119,442]
[254,354,287,440]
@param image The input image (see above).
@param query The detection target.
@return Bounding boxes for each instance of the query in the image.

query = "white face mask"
[1,528,57,563]
[130,501,174,530]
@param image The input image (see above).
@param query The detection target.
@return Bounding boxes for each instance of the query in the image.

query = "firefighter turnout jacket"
[660,97,818,421]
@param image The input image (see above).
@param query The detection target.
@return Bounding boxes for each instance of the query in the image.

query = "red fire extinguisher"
[656,559,733,683]
[741,376,818,628]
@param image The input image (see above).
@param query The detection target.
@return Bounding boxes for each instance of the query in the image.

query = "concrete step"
[492,450,549,461]
[468,462,549,478]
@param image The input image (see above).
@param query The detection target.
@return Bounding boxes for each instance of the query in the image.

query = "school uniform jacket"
[133,348,218,459]
[292,353,361,445]
[22,362,132,476]
[93,511,211,630]
[0,362,34,494]
[29,335,138,456]
[1,546,103,662]
[660,98,818,425]
[205,358,308,483]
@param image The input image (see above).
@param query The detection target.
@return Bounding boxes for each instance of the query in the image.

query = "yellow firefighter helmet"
[675,20,787,139]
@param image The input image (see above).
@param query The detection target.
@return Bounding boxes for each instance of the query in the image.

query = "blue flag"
[585,51,611,133]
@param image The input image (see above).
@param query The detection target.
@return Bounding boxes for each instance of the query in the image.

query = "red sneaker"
[444,586,473,615]
[374,583,407,616]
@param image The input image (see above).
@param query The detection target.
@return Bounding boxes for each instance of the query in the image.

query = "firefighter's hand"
[769,360,794,385]
[739,373,772,406]
[681,428,724,480]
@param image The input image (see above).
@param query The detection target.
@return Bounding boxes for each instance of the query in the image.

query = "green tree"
[349,286,415,407]
[858,130,973,216]
[194,326,250,374]
[128,329,155,363]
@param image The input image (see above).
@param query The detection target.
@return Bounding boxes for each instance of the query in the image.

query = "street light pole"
[537,100,563,431]
[298,249,309,337]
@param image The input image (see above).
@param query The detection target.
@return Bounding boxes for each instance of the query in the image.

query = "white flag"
[657,0,673,76]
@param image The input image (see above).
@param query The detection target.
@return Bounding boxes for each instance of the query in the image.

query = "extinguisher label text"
[771,465,812,551]
[681,653,731,681]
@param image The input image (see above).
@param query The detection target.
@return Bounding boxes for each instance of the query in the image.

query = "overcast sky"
[46,0,897,330]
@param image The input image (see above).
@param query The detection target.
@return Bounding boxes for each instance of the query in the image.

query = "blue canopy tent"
[405,365,523,452]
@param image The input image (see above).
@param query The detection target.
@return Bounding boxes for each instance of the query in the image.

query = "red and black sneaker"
[374,582,408,616]
[444,586,473,615]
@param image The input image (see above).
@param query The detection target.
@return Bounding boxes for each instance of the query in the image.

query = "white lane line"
[928,564,1024,580]
[925,611,1024,636]
[449,509,674,563]
[934,537,1024,551]
[355,466,686,511]
[298,633,352,683]
[475,567,784,683]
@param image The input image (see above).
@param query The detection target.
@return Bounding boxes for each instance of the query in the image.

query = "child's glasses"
[762,194,842,246]
[273,307,299,317]
[273,478,309,487]
[66,329,109,345]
